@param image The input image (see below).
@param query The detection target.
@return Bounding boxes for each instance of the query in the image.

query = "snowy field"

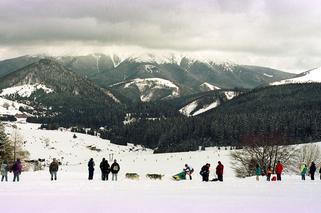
[1,122,321,213]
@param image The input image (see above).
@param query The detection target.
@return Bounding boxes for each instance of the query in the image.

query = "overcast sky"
[0,0,320,72]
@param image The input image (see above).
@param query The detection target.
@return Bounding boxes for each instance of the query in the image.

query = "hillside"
[0,59,124,127]
[110,83,321,152]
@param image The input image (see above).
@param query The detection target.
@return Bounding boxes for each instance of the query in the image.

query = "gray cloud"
[0,0,321,72]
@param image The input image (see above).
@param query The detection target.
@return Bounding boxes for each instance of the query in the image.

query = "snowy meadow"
[1,122,321,213]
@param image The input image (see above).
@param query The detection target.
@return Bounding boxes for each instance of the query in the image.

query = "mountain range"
[0,54,320,152]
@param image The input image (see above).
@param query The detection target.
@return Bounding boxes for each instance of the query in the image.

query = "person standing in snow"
[255,164,261,181]
[216,161,224,182]
[88,158,95,180]
[1,160,9,182]
[266,165,272,181]
[183,164,194,180]
[110,159,120,181]
[49,158,59,181]
[319,167,321,180]
[200,163,210,182]
[275,161,283,181]
[300,164,307,180]
[12,159,22,182]
[100,158,110,181]
[309,162,316,180]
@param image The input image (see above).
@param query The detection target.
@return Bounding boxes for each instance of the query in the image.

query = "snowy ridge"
[179,100,220,117]
[124,78,180,102]
[179,100,199,116]
[0,84,54,98]
[271,67,321,85]
[200,82,221,91]
[192,101,220,116]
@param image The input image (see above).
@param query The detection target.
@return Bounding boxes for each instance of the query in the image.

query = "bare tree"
[230,132,298,177]
[296,144,321,170]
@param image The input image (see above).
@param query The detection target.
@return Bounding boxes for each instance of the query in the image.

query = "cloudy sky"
[0,0,320,72]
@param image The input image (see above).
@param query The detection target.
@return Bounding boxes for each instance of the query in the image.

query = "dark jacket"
[49,161,59,172]
[200,164,210,176]
[110,162,120,174]
[100,160,110,173]
[88,159,95,171]
[12,160,22,173]
[309,163,317,174]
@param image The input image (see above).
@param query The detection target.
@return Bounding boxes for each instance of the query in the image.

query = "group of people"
[255,161,283,181]
[255,161,321,181]
[0,159,22,182]
[2,158,321,182]
[88,158,120,181]
[199,161,224,182]
[299,161,320,180]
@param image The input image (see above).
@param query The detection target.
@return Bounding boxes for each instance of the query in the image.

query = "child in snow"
[300,164,307,180]
[255,164,261,181]
[183,164,194,180]
[266,165,272,181]
[1,160,9,182]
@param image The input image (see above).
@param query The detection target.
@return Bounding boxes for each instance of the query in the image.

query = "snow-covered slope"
[0,97,33,116]
[123,78,180,102]
[2,122,321,213]
[4,123,149,167]
[200,82,221,91]
[0,84,54,98]
[179,91,237,117]
[271,67,321,85]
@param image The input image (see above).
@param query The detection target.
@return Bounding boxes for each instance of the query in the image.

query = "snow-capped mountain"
[271,67,321,85]
[0,54,295,103]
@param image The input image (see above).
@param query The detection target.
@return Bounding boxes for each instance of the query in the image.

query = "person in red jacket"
[275,161,283,181]
[216,161,224,182]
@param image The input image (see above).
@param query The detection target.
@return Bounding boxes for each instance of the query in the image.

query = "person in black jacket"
[319,167,321,180]
[49,158,59,181]
[110,159,120,181]
[88,158,95,180]
[200,163,210,182]
[100,158,110,181]
[309,162,317,180]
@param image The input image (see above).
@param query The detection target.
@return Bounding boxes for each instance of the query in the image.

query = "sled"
[271,176,277,181]
[172,171,186,181]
